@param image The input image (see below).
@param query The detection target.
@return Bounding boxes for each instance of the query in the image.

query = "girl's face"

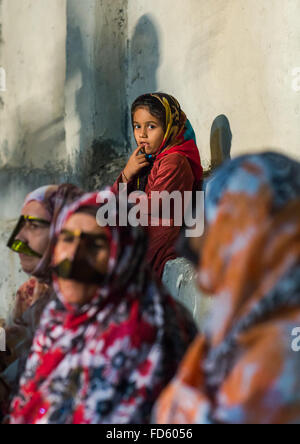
[133,106,165,155]
[18,201,51,274]
[53,213,110,306]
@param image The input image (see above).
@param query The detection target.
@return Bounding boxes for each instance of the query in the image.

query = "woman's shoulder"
[158,151,191,164]
[156,152,193,173]
[147,152,194,191]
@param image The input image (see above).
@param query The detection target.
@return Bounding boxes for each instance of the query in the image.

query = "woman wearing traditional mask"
[7,184,84,318]
[10,190,197,424]
[9,185,58,317]
[154,152,300,424]
[0,184,83,415]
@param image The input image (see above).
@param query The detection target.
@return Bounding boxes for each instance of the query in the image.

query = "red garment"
[113,141,202,279]
[156,139,203,184]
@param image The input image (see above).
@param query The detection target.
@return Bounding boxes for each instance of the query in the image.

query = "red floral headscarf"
[10,190,196,424]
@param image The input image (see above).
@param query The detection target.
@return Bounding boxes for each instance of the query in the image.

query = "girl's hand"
[123,147,150,181]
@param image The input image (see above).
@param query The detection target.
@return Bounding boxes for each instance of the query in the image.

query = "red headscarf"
[153,93,203,184]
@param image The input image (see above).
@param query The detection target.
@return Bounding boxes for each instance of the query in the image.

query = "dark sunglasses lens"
[7,216,43,258]
[52,259,72,279]
[7,217,25,249]
[53,257,105,285]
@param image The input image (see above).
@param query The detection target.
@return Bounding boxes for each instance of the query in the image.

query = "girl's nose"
[66,238,81,261]
[17,226,28,243]
[141,127,148,138]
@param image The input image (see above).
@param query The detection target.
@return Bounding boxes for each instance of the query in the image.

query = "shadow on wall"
[128,14,160,147]
[66,0,130,191]
[210,114,232,171]
[65,22,94,187]
[129,14,160,95]
[65,9,161,190]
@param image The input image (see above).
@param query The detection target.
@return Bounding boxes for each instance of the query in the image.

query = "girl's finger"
[133,146,142,156]
[138,162,150,169]
[137,158,149,165]
[136,154,147,161]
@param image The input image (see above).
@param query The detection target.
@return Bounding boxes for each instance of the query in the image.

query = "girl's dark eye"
[60,234,75,243]
[28,222,43,230]
[90,240,106,251]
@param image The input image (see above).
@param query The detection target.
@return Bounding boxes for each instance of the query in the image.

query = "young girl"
[9,191,197,424]
[113,93,203,279]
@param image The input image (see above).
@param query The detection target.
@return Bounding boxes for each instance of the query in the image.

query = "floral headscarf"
[22,185,59,220]
[10,190,197,424]
[155,152,300,424]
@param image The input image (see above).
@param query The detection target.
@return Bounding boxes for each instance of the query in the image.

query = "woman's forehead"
[133,106,161,123]
[63,212,107,235]
[21,201,51,221]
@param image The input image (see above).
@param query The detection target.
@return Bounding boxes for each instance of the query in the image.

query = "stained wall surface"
[127,0,300,168]
[1,0,300,320]
[0,0,68,320]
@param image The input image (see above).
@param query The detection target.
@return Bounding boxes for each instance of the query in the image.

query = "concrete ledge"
[162,257,212,331]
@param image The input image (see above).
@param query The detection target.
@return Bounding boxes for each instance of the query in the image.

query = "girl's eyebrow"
[61,229,75,236]
[23,215,51,225]
[133,120,159,125]
[89,233,108,241]
[61,229,108,241]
